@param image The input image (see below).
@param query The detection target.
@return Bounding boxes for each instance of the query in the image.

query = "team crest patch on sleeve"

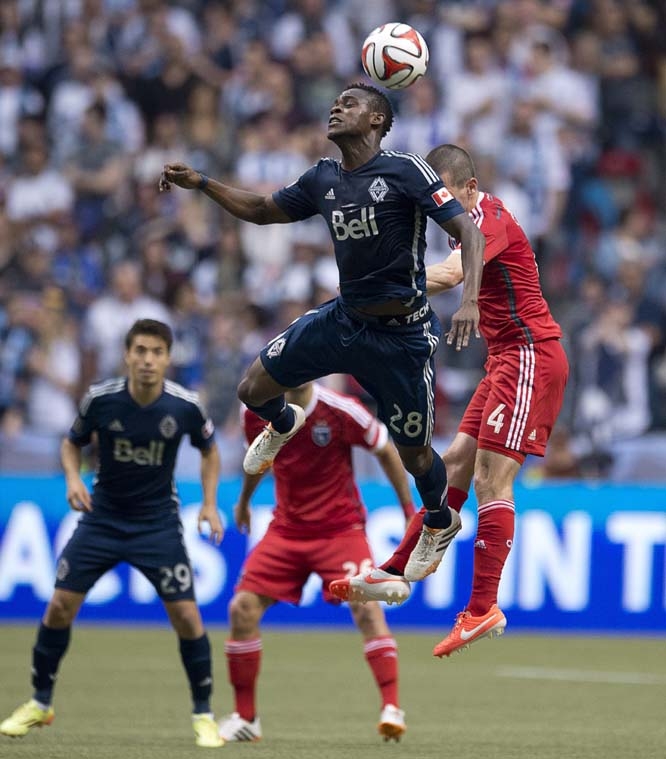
[202,419,214,439]
[56,558,70,581]
[311,421,331,447]
[431,187,452,206]
[159,415,178,438]
[266,337,286,358]
[369,176,389,202]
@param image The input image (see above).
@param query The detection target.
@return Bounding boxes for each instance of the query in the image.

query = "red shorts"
[459,339,569,463]
[236,522,374,605]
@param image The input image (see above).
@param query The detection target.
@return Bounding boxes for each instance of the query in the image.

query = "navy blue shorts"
[259,298,441,446]
[54,514,196,601]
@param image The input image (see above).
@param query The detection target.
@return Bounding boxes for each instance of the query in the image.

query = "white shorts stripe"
[506,345,535,450]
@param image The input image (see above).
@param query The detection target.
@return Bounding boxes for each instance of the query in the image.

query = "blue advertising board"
[0,476,664,632]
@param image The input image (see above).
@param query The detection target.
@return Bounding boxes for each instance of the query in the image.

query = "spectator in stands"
[384,77,459,156]
[81,259,171,388]
[5,138,73,243]
[63,100,128,242]
[26,286,80,435]
[447,32,510,162]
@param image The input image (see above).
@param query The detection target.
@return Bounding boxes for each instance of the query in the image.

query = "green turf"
[0,625,664,759]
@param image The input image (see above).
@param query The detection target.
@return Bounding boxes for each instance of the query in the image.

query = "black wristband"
[197,173,209,190]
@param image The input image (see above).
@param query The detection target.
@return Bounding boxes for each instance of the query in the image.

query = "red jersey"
[451,192,562,354]
[242,384,388,536]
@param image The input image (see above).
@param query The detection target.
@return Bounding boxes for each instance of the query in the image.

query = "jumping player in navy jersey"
[160,83,485,574]
[0,320,225,748]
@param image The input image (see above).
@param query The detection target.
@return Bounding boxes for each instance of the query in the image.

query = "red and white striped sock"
[364,636,399,708]
[225,638,262,721]
[467,499,515,616]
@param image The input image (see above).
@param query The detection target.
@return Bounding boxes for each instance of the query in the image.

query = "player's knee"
[228,593,261,635]
[350,601,388,637]
[45,593,78,626]
[400,448,431,477]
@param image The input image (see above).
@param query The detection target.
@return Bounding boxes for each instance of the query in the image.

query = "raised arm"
[160,162,293,225]
[439,212,485,350]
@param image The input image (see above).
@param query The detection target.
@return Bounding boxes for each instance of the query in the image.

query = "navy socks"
[245,396,295,433]
[179,634,213,714]
[32,623,71,705]
[414,451,452,529]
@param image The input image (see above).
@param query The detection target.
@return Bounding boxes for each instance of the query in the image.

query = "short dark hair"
[125,319,173,351]
[425,144,476,187]
[345,81,394,136]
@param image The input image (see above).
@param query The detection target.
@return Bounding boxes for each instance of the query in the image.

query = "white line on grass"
[496,666,666,686]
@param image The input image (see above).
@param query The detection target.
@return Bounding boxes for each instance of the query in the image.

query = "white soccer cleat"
[242,403,306,475]
[378,704,406,742]
[404,508,462,581]
[329,568,411,605]
[218,712,262,742]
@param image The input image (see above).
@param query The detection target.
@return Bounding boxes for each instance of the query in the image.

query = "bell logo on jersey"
[331,207,379,241]
[431,187,452,207]
[113,438,165,466]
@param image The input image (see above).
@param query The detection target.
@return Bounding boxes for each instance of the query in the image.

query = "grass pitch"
[0,625,664,759]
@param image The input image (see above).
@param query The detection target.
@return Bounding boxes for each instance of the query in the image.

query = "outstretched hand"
[447,301,481,351]
[234,502,251,535]
[198,504,224,545]
[160,163,199,192]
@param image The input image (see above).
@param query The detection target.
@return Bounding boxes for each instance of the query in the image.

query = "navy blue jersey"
[68,378,215,519]
[273,150,465,306]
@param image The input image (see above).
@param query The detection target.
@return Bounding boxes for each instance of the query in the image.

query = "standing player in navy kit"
[0,320,225,748]
[160,83,485,575]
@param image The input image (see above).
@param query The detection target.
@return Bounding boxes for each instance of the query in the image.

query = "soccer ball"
[361,22,429,90]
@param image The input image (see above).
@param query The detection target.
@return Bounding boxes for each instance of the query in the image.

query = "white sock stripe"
[224,639,262,654]
[478,500,516,515]
[364,637,397,654]
[478,498,515,509]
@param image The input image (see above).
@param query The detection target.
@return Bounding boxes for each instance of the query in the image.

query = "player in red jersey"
[219,381,416,743]
[331,144,569,657]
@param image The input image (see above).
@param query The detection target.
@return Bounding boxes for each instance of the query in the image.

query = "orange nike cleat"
[433,604,507,658]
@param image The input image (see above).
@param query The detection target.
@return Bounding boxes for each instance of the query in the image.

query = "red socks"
[364,637,399,707]
[224,638,262,721]
[467,499,515,616]
[380,487,469,574]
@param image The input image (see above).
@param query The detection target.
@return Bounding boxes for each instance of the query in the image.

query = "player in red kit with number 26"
[219,381,416,743]
[331,144,569,658]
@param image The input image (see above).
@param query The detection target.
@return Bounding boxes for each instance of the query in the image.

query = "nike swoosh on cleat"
[459,614,502,641]
[362,575,407,585]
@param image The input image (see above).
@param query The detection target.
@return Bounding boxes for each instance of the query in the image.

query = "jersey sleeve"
[272,163,320,221]
[477,208,509,263]
[339,398,389,452]
[68,388,98,446]
[186,397,216,450]
[450,206,509,263]
[399,153,466,225]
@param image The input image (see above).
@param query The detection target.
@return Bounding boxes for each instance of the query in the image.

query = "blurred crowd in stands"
[0,0,665,480]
